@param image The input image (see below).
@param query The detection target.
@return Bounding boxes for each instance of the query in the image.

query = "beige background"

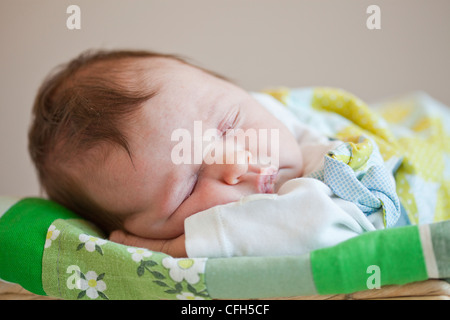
[1,0,449,197]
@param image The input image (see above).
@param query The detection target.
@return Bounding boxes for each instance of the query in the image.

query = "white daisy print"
[45,225,60,248]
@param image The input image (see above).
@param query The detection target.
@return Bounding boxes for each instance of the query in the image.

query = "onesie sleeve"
[184,178,378,258]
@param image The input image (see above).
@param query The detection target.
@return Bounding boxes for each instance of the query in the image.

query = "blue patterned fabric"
[309,136,401,228]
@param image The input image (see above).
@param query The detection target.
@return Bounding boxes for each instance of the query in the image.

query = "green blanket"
[0,197,448,299]
[1,87,449,299]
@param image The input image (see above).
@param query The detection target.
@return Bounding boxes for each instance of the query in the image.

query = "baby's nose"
[222,150,251,185]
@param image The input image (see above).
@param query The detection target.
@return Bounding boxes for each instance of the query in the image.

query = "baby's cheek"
[194,181,243,211]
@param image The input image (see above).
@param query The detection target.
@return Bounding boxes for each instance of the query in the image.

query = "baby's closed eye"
[219,108,240,137]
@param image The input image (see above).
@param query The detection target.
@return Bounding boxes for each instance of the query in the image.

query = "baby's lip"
[257,166,279,194]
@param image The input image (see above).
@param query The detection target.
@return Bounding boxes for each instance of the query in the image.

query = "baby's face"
[80,58,303,239]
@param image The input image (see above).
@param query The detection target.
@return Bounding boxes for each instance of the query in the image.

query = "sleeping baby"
[28,49,402,258]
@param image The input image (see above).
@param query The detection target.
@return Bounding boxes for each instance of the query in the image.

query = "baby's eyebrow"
[204,91,229,120]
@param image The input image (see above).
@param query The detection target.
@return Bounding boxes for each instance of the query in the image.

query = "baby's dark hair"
[28,49,225,232]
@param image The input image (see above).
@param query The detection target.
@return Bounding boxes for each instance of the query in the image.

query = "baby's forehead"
[124,57,207,98]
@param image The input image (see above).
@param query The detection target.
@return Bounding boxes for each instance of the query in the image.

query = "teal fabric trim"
[0,198,78,295]
[430,220,450,279]
[310,225,428,295]
[205,254,317,299]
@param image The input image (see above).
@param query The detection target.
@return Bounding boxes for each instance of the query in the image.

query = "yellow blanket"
[264,87,450,225]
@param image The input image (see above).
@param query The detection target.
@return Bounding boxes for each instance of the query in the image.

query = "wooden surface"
[1,279,449,300]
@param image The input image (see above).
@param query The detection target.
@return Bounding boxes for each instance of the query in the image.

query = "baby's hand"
[109,230,187,257]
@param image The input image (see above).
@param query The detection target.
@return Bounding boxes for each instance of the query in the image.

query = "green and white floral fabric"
[44,218,209,300]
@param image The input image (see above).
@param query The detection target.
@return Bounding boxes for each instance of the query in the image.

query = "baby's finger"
[109,230,162,250]
[109,230,186,257]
